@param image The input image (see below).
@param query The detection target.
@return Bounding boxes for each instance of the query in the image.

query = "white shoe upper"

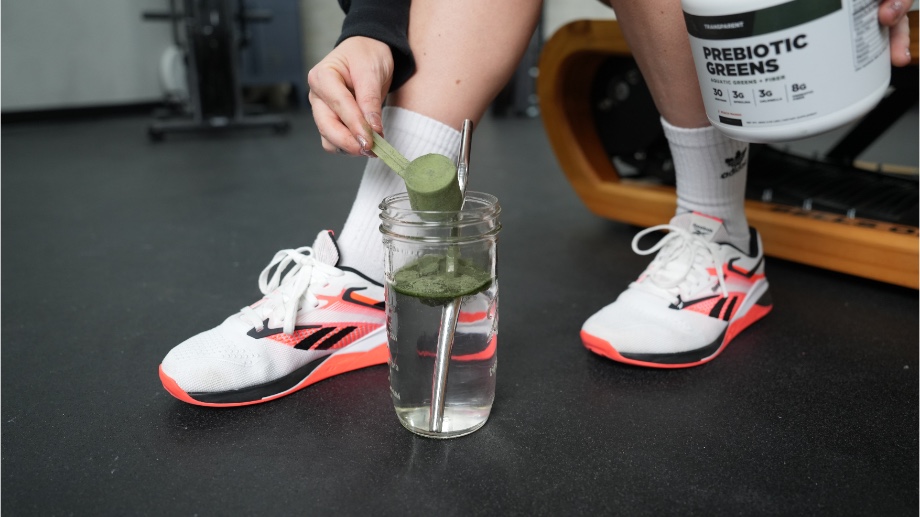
[582,213,767,355]
[161,231,385,394]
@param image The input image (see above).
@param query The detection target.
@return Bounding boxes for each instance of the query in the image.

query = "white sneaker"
[159,230,387,406]
[581,212,772,368]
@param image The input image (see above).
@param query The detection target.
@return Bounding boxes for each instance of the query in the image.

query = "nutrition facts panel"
[850,0,887,71]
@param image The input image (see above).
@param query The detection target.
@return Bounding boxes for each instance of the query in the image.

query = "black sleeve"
[336,0,415,92]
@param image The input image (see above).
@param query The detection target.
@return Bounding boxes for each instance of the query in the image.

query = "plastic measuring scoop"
[371,133,463,212]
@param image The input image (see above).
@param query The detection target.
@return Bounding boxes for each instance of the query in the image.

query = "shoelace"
[631,224,728,299]
[239,246,343,334]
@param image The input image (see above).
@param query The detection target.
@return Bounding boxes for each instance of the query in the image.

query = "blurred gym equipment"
[142,0,293,140]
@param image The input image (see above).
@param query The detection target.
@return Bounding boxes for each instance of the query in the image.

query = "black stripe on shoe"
[722,297,738,321]
[621,328,727,365]
[709,298,727,318]
[294,327,336,350]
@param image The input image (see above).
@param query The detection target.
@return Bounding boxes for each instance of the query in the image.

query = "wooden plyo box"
[537,18,919,289]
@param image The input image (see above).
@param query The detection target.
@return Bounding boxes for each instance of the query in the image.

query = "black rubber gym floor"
[2,111,917,515]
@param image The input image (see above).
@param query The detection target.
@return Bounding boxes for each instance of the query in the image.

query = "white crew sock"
[336,107,462,281]
[661,117,751,253]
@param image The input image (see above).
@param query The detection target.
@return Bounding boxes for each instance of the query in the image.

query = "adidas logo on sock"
[721,148,747,178]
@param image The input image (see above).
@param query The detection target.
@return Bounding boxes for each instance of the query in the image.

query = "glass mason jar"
[379,192,501,438]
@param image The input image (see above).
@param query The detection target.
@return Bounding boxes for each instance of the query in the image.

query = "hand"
[307,36,394,156]
[878,0,912,66]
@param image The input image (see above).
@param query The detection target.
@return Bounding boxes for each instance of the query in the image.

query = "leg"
[390,0,543,129]
[337,0,542,279]
[606,0,708,128]
[607,0,750,247]
[580,1,771,368]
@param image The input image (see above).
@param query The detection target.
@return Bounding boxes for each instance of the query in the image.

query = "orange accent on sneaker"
[724,302,772,344]
[305,342,389,384]
[159,365,210,405]
[581,330,718,369]
[683,295,725,317]
[159,365,271,408]
[348,291,382,307]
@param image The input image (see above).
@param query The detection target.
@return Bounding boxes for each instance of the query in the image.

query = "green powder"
[372,133,462,212]
[392,254,493,305]
[403,154,463,212]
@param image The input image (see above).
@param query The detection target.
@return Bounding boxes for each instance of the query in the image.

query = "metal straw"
[429,119,473,433]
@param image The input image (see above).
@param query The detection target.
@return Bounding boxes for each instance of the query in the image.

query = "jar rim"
[379,191,501,224]
[379,191,501,242]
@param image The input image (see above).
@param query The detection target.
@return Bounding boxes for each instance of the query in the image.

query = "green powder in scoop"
[372,133,462,212]
[403,154,463,212]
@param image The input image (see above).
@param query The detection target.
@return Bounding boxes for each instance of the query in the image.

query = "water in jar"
[386,281,498,439]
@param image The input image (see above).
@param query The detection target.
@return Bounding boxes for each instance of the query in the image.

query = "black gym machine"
[142,0,291,141]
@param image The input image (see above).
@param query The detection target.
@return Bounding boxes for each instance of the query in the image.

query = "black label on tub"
[684,0,841,40]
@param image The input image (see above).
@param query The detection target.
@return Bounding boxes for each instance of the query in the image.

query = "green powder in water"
[392,254,492,306]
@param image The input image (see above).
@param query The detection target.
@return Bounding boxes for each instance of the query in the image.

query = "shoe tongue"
[670,212,729,243]
[311,230,340,266]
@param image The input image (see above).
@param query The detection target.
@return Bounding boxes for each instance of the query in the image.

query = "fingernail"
[366,112,383,132]
[890,1,903,12]
[360,149,376,158]
[356,134,369,152]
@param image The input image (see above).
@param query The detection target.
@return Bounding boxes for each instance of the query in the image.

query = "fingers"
[351,64,387,135]
[878,0,908,27]
[351,66,391,137]
[309,91,367,156]
[308,65,371,156]
[889,14,912,66]
[877,0,912,66]
[335,37,394,137]
[307,37,395,156]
